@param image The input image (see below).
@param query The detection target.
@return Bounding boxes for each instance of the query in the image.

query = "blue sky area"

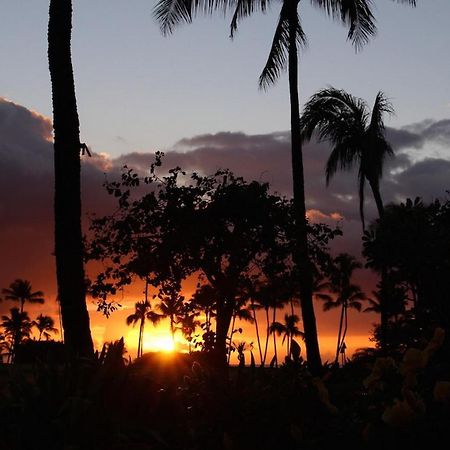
[1,0,449,157]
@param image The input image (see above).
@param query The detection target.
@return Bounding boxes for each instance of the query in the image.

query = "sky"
[1,0,450,360]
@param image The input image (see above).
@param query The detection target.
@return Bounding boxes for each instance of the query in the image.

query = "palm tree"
[157,287,185,346]
[227,299,254,364]
[33,314,59,341]
[2,279,45,314]
[319,253,366,364]
[252,281,288,367]
[126,300,161,358]
[1,308,33,363]
[177,306,200,352]
[301,88,395,230]
[48,0,93,358]
[153,0,379,375]
[270,313,303,361]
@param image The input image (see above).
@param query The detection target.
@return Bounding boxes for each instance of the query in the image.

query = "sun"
[146,334,176,352]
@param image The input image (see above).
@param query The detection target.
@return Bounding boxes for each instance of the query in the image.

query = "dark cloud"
[1,97,450,338]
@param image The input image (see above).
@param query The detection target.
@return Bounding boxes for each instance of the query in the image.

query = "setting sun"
[145,334,176,353]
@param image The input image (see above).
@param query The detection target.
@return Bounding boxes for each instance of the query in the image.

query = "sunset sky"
[1,1,450,361]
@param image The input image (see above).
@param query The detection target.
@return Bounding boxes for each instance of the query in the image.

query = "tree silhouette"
[227,297,254,364]
[301,88,395,229]
[1,308,33,363]
[363,196,450,331]
[126,300,161,358]
[2,279,45,314]
[153,0,382,375]
[89,164,339,369]
[177,303,200,352]
[319,253,365,364]
[270,313,303,361]
[48,0,93,358]
[156,281,185,346]
[33,314,59,341]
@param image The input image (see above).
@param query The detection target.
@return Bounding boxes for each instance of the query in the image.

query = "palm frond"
[154,0,231,35]
[348,300,362,311]
[368,91,393,135]
[392,0,416,5]
[259,6,306,89]
[323,300,339,311]
[230,0,270,38]
[325,140,360,184]
[311,0,376,50]
[126,314,138,326]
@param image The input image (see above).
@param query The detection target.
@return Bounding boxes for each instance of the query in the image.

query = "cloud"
[1,97,450,339]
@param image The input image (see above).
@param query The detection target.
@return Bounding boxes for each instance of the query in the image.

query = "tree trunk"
[48,0,93,358]
[262,307,270,365]
[368,179,385,220]
[368,178,389,351]
[214,299,234,370]
[138,318,144,358]
[288,9,322,374]
[272,307,278,367]
[334,304,345,365]
[227,313,237,364]
[170,315,176,345]
[251,301,263,366]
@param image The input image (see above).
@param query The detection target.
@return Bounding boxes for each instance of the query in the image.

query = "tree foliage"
[87,157,340,365]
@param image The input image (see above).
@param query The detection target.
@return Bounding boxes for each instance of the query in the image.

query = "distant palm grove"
[3,1,450,449]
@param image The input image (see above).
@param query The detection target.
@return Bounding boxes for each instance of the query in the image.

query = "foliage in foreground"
[1,328,449,450]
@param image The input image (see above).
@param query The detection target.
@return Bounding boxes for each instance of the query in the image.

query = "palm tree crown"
[301,87,394,229]
[319,253,366,364]
[126,300,161,358]
[2,279,45,313]
[1,308,33,362]
[33,314,59,341]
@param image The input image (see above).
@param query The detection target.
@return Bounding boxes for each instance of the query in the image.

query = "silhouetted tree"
[126,300,161,358]
[227,297,253,364]
[1,308,33,363]
[177,303,200,352]
[88,163,339,369]
[301,88,394,229]
[48,0,93,358]
[363,196,450,330]
[156,280,185,345]
[153,0,383,375]
[33,314,59,341]
[270,313,303,361]
[33,314,58,341]
[2,279,45,314]
[156,0,415,370]
[319,253,365,364]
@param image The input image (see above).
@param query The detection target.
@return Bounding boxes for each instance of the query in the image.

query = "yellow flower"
[313,378,338,415]
[382,390,425,428]
[433,381,450,403]
[363,357,396,390]
[401,348,427,374]
[424,328,445,359]
[382,399,415,427]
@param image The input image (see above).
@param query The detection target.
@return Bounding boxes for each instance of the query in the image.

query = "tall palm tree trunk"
[368,179,385,220]
[251,301,263,365]
[272,307,278,367]
[368,178,389,351]
[138,318,144,358]
[334,304,345,365]
[170,315,176,345]
[48,0,93,359]
[262,307,270,365]
[227,312,237,364]
[288,12,321,374]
